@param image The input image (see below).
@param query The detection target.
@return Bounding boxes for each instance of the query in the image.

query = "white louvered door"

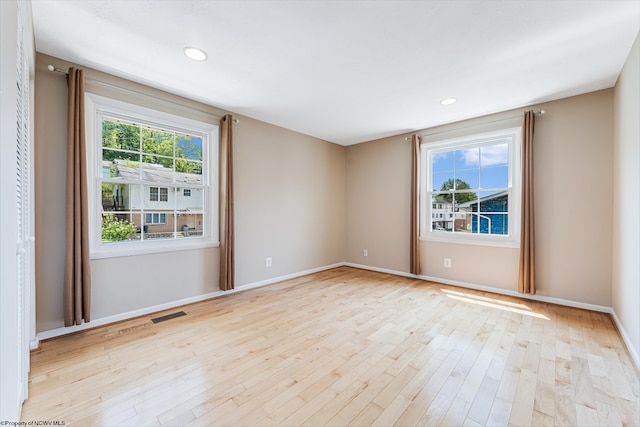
[15,3,32,404]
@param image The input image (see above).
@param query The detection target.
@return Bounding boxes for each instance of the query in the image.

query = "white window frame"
[420,127,521,247]
[86,93,219,258]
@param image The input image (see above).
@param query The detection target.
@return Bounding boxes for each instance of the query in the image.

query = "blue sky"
[176,135,202,161]
[432,143,508,195]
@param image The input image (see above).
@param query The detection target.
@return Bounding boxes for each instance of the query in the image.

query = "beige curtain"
[518,111,535,294]
[64,67,92,326]
[219,114,235,291]
[410,134,421,275]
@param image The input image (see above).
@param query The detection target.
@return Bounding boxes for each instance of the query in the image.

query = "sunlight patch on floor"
[441,288,550,320]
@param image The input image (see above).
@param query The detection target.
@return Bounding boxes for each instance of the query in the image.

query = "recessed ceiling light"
[440,97,457,105]
[184,47,208,61]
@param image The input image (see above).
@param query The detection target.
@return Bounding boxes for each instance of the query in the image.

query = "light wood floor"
[22,267,639,426]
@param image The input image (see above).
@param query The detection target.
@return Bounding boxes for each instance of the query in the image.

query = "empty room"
[1,1,639,426]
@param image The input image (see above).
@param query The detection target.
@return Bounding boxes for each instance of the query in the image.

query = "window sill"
[420,235,520,249]
[91,239,220,259]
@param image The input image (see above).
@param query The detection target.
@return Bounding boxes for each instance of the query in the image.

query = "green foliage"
[101,183,113,200]
[102,119,203,175]
[175,158,202,174]
[439,178,477,204]
[101,214,137,242]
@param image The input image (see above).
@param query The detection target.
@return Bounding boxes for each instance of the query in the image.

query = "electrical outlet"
[266,257,272,267]
[444,258,452,268]
[363,249,368,257]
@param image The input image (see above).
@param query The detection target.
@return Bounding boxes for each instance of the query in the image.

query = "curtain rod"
[405,109,545,141]
[47,64,239,123]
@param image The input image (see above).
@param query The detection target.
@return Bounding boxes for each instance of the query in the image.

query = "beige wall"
[346,137,411,271]
[34,53,345,332]
[347,90,614,307]
[234,117,346,286]
[612,33,639,361]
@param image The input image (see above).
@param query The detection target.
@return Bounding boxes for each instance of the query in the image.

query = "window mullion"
[138,123,143,181]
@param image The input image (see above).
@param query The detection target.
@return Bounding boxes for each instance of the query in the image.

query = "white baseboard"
[29,338,39,351]
[35,262,344,343]
[610,309,640,370]
[420,274,612,313]
[345,262,611,313]
[343,262,417,279]
[36,291,225,342]
[236,263,345,291]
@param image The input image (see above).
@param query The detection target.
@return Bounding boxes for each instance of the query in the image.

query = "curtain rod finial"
[47,64,69,75]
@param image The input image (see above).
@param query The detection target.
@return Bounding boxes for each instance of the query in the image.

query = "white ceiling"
[31,0,640,146]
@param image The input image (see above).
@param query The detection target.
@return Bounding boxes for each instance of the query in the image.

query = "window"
[145,213,167,225]
[183,188,191,197]
[421,127,521,246]
[149,187,168,202]
[86,94,219,258]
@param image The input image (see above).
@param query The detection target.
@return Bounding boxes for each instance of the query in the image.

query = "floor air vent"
[151,311,187,324]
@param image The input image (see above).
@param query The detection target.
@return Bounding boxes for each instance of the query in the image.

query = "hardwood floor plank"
[466,376,500,425]
[370,363,419,408]
[575,402,599,426]
[596,401,623,427]
[371,393,413,427]
[533,380,555,418]
[413,373,464,426]
[508,368,537,426]
[554,381,578,426]
[530,409,554,427]
[347,402,384,427]
[485,396,512,427]
[326,370,394,427]
[440,396,472,427]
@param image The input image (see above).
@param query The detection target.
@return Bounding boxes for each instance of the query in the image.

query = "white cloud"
[459,148,479,167]
[480,144,508,167]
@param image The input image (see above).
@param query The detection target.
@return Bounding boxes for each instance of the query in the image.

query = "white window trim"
[420,127,521,248]
[86,93,219,259]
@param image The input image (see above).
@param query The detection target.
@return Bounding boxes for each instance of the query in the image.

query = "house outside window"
[86,94,219,258]
[421,127,521,247]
